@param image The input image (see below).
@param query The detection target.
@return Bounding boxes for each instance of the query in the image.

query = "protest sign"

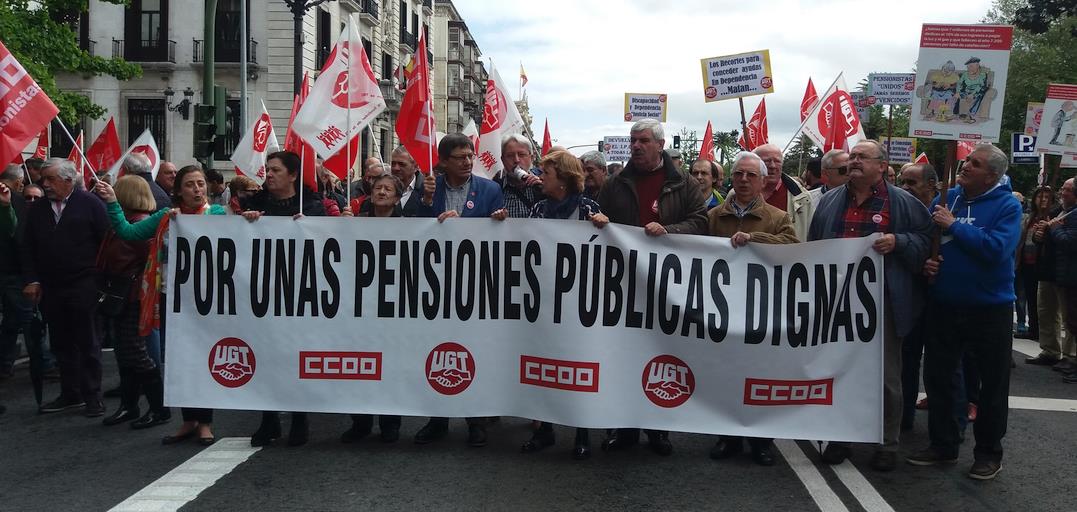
[1034,84,1077,156]
[1062,154,1077,168]
[700,50,774,102]
[1025,102,1044,136]
[908,24,1013,143]
[602,136,631,162]
[1012,133,1039,164]
[166,217,885,443]
[883,137,917,164]
[850,91,874,125]
[868,73,917,105]
[624,93,668,122]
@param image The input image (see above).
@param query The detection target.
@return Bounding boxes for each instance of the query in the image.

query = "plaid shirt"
[503,182,544,218]
[835,180,891,238]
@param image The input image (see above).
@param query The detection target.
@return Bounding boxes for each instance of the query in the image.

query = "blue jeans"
[0,276,55,372]
[145,328,162,368]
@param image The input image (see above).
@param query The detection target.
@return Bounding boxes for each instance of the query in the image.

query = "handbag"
[97,273,135,317]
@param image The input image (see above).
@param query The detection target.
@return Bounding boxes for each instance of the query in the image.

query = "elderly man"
[607,162,623,177]
[809,140,932,472]
[387,146,425,217]
[1039,179,1077,379]
[580,150,607,199]
[708,152,796,466]
[123,153,170,210]
[818,149,851,195]
[668,148,684,170]
[690,159,724,209]
[499,134,544,218]
[755,144,815,241]
[598,118,707,456]
[908,144,1021,481]
[1029,179,1077,368]
[350,156,384,197]
[899,163,939,207]
[155,161,178,194]
[20,159,109,416]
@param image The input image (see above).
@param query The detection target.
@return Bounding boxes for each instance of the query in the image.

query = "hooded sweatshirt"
[929,178,1022,305]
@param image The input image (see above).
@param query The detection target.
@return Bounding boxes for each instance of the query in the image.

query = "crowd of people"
[0,116,1058,481]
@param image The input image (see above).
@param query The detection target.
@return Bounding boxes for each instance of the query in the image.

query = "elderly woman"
[927,60,959,121]
[241,151,326,448]
[227,175,261,214]
[517,150,608,460]
[95,165,228,446]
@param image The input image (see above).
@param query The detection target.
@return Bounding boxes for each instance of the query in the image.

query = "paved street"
[1,338,1074,511]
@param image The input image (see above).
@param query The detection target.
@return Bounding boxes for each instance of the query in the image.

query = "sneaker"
[1052,359,1077,373]
[39,396,86,414]
[967,403,978,422]
[968,459,1002,480]
[821,442,852,465]
[915,397,928,410]
[84,401,106,418]
[905,447,958,466]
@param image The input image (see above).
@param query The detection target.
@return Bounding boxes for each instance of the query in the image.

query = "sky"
[454,0,996,155]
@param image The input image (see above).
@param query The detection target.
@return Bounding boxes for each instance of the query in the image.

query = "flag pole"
[426,34,433,176]
[886,105,894,167]
[300,144,305,208]
[56,119,98,186]
[345,16,353,210]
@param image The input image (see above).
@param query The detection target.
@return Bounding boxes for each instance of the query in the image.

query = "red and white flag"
[231,101,279,185]
[106,129,160,182]
[0,41,59,167]
[284,73,319,191]
[85,117,122,176]
[66,130,92,189]
[738,98,769,151]
[395,30,438,174]
[472,63,526,179]
[541,119,552,156]
[914,152,930,164]
[698,121,715,161]
[462,118,479,149]
[799,73,865,152]
[31,129,48,159]
[291,18,385,161]
[800,78,819,123]
[956,140,977,161]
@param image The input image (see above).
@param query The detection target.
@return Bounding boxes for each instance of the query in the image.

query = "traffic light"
[598,141,603,152]
[213,85,228,137]
[673,135,681,149]
[193,104,216,160]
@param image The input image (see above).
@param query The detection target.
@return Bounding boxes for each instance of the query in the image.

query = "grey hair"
[44,158,80,186]
[123,152,152,175]
[973,144,1009,176]
[860,139,889,162]
[630,118,665,142]
[942,60,956,72]
[1,163,23,182]
[391,145,415,162]
[821,149,847,169]
[579,150,606,169]
[501,133,533,153]
[915,163,939,185]
[732,151,768,177]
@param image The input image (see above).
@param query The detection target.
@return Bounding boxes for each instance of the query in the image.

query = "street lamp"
[164,86,194,120]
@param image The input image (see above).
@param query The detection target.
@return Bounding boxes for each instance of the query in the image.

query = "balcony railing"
[114,39,176,63]
[360,0,379,21]
[422,0,432,14]
[78,37,97,57]
[399,29,417,51]
[193,39,258,64]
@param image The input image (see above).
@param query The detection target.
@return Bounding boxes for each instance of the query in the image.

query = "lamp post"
[164,86,195,120]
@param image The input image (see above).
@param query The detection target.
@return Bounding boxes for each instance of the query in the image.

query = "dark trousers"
[1063,286,1077,344]
[351,414,401,431]
[924,302,1012,462]
[427,417,484,427]
[719,435,772,451]
[902,316,971,431]
[181,408,213,423]
[40,279,101,403]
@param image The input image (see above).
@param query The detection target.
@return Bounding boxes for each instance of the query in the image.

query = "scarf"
[138,203,209,336]
[542,193,582,220]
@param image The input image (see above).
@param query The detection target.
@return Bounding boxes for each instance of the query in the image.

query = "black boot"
[341,414,373,443]
[131,369,171,430]
[288,412,309,446]
[573,428,591,460]
[521,422,555,453]
[103,368,140,426]
[251,412,282,447]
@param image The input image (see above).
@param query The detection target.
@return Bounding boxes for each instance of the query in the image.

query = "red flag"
[32,129,48,159]
[956,140,977,161]
[914,152,930,164]
[67,131,91,189]
[395,31,438,174]
[284,73,318,191]
[0,41,60,168]
[698,121,715,161]
[323,135,360,181]
[800,79,819,123]
[10,153,23,166]
[541,119,552,156]
[85,117,122,175]
[737,98,769,151]
[821,93,856,153]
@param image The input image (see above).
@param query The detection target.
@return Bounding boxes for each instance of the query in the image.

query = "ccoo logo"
[208,337,255,388]
[641,355,694,408]
[251,113,272,152]
[425,342,475,395]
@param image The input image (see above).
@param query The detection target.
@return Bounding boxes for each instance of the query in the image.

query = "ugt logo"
[641,355,694,408]
[208,337,256,388]
[425,342,475,395]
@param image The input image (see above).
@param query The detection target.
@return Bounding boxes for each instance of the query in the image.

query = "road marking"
[1012,338,1040,358]
[806,443,896,512]
[916,392,1077,413]
[109,438,259,512]
[774,439,849,512]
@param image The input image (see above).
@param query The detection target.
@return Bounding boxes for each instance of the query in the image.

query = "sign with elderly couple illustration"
[908,23,1014,143]
[164,217,885,443]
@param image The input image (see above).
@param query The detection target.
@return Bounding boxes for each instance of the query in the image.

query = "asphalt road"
[1,338,1074,511]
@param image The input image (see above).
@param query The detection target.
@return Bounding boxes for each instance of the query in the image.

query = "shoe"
[906,447,959,466]
[915,397,928,410]
[1051,359,1077,373]
[601,429,639,451]
[967,403,978,422]
[1025,353,1061,366]
[709,439,743,460]
[39,396,85,414]
[198,436,217,447]
[413,420,448,444]
[572,429,591,460]
[287,413,309,447]
[1063,373,1077,383]
[162,429,197,445]
[379,428,399,443]
[131,410,171,430]
[250,412,282,447]
[645,430,673,456]
[84,401,106,418]
[821,443,852,464]
[752,446,776,466]
[968,459,1002,480]
[521,431,555,453]
[467,424,487,447]
[871,451,897,472]
[1013,330,1036,340]
[341,425,372,443]
[102,406,140,426]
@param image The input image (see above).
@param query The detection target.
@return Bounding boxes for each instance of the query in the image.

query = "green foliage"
[0,0,141,124]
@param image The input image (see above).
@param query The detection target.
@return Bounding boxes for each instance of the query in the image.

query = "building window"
[215,0,250,62]
[382,52,393,82]
[363,38,373,64]
[127,99,167,157]
[316,8,332,69]
[399,1,407,39]
[380,128,390,161]
[124,0,169,61]
[214,99,242,160]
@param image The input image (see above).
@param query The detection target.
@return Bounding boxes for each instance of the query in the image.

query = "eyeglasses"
[448,152,474,162]
[848,154,884,162]
[732,171,761,179]
[827,166,849,175]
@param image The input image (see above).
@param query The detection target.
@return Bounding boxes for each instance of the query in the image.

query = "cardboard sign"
[699,49,774,102]
[868,73,917,105]
[602,135,631,162]
[1034,84,1077,156]
[624,93,668,122]
[883,137,917,164]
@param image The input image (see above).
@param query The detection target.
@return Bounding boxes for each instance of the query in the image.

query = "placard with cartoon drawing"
[1035,84,1077,156]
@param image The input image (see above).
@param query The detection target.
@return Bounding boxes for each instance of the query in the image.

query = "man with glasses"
[498,134,544,218]
[809,140,932,472]
[755,144,815,241]
[819,149,851,194]
[22,184,44,203]
[689,159,724,210]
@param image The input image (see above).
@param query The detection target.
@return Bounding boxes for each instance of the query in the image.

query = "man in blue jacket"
[907,144,1022,481]
[416,133,506,222]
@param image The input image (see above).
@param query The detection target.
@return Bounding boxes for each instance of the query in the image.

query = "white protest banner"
[883,137,917,164]
[1025,102,1044,136]
[1034,84,1077,156]
[700,49,774,103]
[165,217,885,443]
[624,93,668,122]
[909,24,1013,143]
[603,136,631,162]
[868,73,916,105]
